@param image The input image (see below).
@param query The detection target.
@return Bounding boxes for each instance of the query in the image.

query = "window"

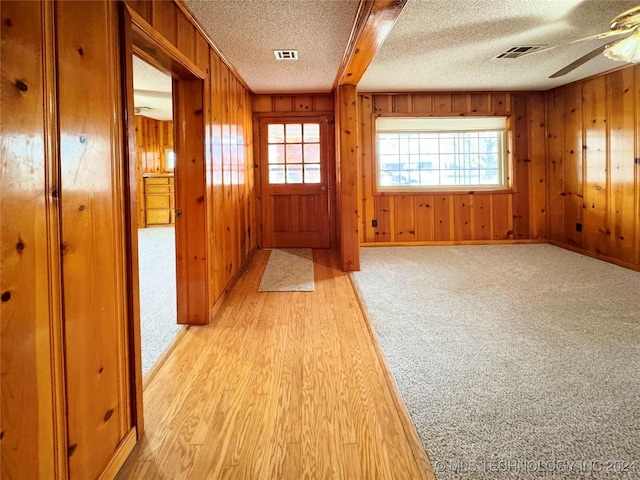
[267,123,321,184]
[376,116,509,192]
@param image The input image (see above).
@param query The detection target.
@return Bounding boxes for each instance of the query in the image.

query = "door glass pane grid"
[267,123,321,184]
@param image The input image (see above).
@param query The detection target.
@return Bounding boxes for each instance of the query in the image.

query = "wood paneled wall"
[2,1,135,478]
[359,92,547,244]
[134,115,173,173]
[2,0,256,478]
[252,94,336,248]
[1,2,64,478]
[125,0,256,315]
[546,65,640,269]
[134,115,173,227]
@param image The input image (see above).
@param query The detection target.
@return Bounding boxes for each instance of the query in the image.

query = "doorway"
[131,55,181,378]
[121,4,209,434]
[260,116,332,248]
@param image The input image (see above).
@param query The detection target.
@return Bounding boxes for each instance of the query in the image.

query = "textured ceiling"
[184,0,361,94]
[178,0,639,94]
[133,55,173,121]
[359,0,640,92]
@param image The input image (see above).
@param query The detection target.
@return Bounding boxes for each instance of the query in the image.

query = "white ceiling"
[179,0,639,94]
[360,0,640,92]
[133,55,173,121]
[184,0,361,94]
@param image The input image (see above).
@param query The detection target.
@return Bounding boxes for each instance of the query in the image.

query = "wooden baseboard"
[143,326,189,390]
[360,239,547,247]
[209,247,258,321]
[547,241,640,273]
[347,273,436,479]
[98,427,137,480]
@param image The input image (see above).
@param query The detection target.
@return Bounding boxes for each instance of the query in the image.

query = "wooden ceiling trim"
[334,0,407,88]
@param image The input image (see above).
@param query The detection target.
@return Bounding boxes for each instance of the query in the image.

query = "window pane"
[304,164,321,183]
[303,124,320,142]
[286,164,303,183]
[286,144,302,163]
[268,124,284,143]
[269,165,285,184]
[379,135,399,155]
[285,124,302,143]
[376,118,506,191]
[304,144,320,163]
[268,144,285,164]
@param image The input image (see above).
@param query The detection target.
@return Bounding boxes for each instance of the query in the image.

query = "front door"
[260,117,331,248]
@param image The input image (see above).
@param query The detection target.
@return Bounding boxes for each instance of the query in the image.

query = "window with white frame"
[376,116,509,191]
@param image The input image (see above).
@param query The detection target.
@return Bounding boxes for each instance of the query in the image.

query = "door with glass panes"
[260,117,331,248]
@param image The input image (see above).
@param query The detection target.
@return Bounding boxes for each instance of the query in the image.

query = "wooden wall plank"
[512,93,530,239]
[151,0,177,45]
[1,2,61,478]
[453,195,472,240]
[374,195,392,242]
[492,194,512,239]
[176,8,196,62]
[56,2,131,477]
[394,196,416,241]
[412,94,432,113]
[528,92,547,239]
[473,195,492,240]
[360,94,376,243]
[415,195,435,241]
[546,89,565,242]
[607,68,636,264]
[433,195,453,240]
[582,76,608,254]
[562,83,584,248]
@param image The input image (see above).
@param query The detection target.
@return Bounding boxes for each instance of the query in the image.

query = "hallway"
[116,249,433,479]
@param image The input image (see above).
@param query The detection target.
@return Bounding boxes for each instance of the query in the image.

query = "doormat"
[259,249,315,292]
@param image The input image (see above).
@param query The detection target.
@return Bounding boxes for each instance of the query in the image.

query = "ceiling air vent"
[494,46,546,59]
[274,50,298,60]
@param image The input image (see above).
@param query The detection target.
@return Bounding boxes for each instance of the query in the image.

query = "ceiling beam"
[334,0,407,88]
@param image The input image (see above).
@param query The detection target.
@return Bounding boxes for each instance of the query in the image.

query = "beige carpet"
[259,248,315,292]
[353,244,640,479]
[138,227,181,376]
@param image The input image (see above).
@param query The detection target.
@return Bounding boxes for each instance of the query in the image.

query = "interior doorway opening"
[132,55,181,379]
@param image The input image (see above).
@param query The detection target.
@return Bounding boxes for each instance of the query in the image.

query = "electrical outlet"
[372,219,378,228]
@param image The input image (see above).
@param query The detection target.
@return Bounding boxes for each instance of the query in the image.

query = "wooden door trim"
[125,4,205,80]
[120,1,209,444]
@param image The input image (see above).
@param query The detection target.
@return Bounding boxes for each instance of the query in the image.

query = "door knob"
[175,209,182,217]
[321,186,327,192]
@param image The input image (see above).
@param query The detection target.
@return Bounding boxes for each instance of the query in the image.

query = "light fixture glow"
[604,29,640,63]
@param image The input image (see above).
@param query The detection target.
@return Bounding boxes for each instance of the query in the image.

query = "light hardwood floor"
[116,249,434,480]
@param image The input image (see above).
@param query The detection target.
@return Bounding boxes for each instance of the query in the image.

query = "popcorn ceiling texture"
[358,0,639,92]
[182,0,637,94]
[184,0,359,94]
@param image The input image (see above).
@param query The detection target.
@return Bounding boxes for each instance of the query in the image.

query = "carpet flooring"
[259,248,315,292]
[352,244,640,479]
[138,227,182,377]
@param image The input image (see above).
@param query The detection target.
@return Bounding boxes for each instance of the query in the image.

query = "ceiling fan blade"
[566,27,634,45]
[549,43,608,78]
[518,28,635,59]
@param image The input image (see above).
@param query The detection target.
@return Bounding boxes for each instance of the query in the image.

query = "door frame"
[255,113,336,249]
[119,3,208,437]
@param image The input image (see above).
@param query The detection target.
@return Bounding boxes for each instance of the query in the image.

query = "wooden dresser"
[143,174,175,226]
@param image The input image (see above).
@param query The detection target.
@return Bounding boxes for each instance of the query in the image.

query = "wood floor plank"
[116,249,434,480]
